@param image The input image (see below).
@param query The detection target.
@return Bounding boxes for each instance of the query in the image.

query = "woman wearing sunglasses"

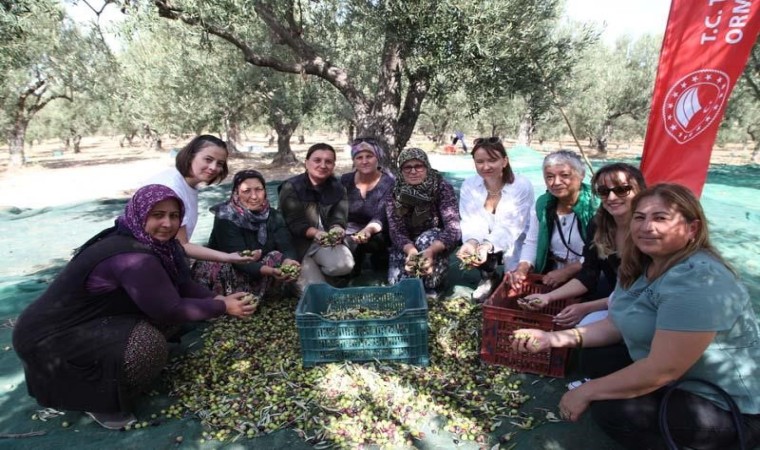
[511,150,599,289]
[386,148,461,298]
[339,138,395,276]
[520,163,646,328]
[512,184,760,449]
[457,137,534,302]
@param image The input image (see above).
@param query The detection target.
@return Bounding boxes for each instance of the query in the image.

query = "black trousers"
[581,344,760,450]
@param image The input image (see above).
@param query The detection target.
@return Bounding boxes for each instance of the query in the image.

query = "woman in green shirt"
[513,183,760,449]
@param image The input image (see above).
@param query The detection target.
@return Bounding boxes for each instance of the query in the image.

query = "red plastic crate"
[480,274,579,377]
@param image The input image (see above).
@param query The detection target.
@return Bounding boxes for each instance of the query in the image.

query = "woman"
[192,169,300,297]
[147,134,253,264]
[12,185,254,430]
[512,150,599,289]
[456,137,534,302]
[521,163,646,327]
[386,147,461,297]
[339,138,395,276]
[512,184,760,449]
[279,143,354,290]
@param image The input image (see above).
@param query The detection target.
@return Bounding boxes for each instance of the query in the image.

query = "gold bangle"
[571,328,583,348]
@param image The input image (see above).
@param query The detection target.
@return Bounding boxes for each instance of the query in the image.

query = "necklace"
[485,183,504,197]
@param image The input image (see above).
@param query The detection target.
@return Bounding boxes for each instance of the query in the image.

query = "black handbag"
[658,378,746,450]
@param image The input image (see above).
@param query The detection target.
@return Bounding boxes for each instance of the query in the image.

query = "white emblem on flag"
[662,69,730,144]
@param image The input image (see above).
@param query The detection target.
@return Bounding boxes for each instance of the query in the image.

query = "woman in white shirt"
[457,137,534,302]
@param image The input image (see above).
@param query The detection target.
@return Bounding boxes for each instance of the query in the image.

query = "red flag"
[640,0,760,197]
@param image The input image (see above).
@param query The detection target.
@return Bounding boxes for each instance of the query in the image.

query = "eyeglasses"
[401,163,427,174]
[473,137,501,146]
[595,185,634,198]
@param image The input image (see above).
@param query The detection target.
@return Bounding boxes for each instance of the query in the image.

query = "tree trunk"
[225,116,241,153]
[517,112,534,146]
[347,122,355,143]
[596,121,612,153]
[752,144,760,164]
[72,134,82,153]
[270,120,299,166]
[8,119,29,167]
[63,137,71,153]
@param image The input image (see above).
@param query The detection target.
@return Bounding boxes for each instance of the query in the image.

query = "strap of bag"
[658,378,746,450]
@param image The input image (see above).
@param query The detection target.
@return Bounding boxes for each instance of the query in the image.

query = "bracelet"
[571,328,583,348]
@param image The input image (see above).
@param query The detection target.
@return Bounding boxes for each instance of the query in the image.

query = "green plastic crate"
[295,279,429,367]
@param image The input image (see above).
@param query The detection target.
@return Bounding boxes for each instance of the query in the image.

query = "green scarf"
[533,183,599,273]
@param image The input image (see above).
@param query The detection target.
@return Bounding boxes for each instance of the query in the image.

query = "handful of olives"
[279,263,301,280]
[407,253,427,277]
[459,254,479,270]
[317,229,344,247]
[238,249,256,257]
[241,293,261,314]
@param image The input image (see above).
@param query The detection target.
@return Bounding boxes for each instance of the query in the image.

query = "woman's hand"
[518,293,551,311]
[221,292,257,318]
[510,328,552,353]
[227,249,262,264]
[329,226,346,239]
[475,242,491,265]
[553,303,588,328]
[418,249,435,275]
[351,228,372,245]
[280,259,301,282]
[559,385,592,422]
[507,262,531,290]
[456,241,477,260]
[542,268,571,288]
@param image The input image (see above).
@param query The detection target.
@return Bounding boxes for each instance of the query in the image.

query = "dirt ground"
[0,133,754,209]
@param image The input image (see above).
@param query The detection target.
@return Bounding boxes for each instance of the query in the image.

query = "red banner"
[640,0,760,196]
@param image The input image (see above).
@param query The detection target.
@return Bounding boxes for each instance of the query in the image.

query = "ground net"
[0,146,757,450]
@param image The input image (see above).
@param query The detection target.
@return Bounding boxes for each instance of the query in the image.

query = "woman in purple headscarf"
[12,185,255,430]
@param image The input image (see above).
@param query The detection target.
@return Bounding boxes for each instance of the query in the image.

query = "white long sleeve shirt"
[459,174,534,270]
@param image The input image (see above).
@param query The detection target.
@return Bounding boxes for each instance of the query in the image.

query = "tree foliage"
[140,0,589,166]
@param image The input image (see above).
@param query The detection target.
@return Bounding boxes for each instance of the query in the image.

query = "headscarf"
[116,184,185,280]
[210,169,271,245]
[350,140,385,161]
[392,147,442,229]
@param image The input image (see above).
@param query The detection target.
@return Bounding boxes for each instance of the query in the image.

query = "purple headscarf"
[116,184,185,280]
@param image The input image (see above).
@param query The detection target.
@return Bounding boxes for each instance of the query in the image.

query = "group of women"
[12,134,760,449]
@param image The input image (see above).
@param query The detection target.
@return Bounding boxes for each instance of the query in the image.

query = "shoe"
[472,274,499,303]
[86,411,138,430]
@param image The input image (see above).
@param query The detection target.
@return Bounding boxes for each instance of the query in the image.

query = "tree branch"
[152,0,367,109]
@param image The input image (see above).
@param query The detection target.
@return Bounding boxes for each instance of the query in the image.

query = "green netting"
[0,146,757,449]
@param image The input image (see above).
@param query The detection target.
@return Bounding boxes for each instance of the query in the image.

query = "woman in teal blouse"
[512,184,760,449]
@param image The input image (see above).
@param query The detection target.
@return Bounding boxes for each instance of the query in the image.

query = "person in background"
[457,137,534,302]
[279,143,354,290]
[12,185,254,430]
[339,137,395,276]
[520,163,646,327]
[192,169,300,297]
[453,130,468,153]
[511,150,599,289]
[147,134,254,265]
[386,147,461,298]
[512,184,760,450]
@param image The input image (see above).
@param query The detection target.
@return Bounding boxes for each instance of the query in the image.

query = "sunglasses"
[473,137,501,146]
[595,185,634,198]
[401,163,427,174]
